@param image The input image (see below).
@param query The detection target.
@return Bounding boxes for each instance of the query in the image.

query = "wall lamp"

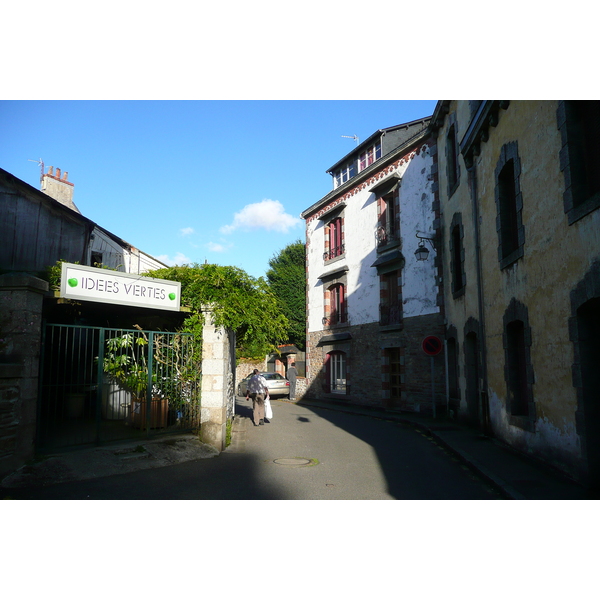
[415,231,435,261]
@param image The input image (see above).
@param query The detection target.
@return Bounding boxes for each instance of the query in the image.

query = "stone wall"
[235,358,266,390]
[0,274,48,480]
[304,311,445,414]
[200,308,235,451]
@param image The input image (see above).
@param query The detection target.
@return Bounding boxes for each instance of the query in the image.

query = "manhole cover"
[273,458,315,466]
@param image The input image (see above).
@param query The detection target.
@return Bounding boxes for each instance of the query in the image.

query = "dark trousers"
[249,393,265,425]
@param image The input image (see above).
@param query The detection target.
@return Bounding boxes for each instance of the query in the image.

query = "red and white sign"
[422,336,442,356]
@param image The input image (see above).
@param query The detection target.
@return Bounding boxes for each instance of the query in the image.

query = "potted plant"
[103,332,168,428]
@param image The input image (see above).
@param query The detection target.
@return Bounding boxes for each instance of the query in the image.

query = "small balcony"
[379,302,402,326]
[376,227,400,249]
[322,311,348,328]
[323,244,345,262]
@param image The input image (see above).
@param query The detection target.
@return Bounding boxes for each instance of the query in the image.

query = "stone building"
[430,100,600,486]
[301,118,445,413]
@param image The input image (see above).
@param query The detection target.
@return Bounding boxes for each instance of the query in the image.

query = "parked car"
[237,372,290,397]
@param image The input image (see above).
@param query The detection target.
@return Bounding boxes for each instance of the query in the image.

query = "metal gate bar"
[38,324,201,452]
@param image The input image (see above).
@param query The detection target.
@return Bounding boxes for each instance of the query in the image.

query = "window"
[446,124,460,195]
[358,142,382,172]
[324,216,344,261]
[324,283,347,326]
[380,271,402,326]
[449,213,465,297]
[446,331,460,416]
[91,251,103,267]
[498,160,519,256]
[570,268,600,484]
[558,101,600,224]
[503,299,535,430]
[327,351,347,394]
[495,142,524,269]
[377,192,398,247]
[333,161,356,188]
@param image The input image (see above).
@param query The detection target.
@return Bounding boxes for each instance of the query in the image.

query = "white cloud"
[179,227,195,236]
[206,241,232,253]
[220,199,301,234]
[156,252,192,266]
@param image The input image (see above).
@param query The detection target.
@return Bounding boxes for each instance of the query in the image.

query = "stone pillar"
[0,274,48,479]
[200,307,233,452]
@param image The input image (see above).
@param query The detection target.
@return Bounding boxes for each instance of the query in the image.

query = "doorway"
[576,297,600,486]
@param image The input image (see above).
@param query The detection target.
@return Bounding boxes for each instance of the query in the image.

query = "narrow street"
[6,397,502,500]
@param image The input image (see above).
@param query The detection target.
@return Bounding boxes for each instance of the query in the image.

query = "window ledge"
[567,191,600,225]
[324,253,346,266]
[499,246,524,270]
[452,286,466,300]
[448,180,459,199]
[379,323,403,332]
[377,238,401,254]
[323,322,350,331]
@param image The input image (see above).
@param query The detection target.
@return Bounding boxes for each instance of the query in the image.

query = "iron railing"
[379,303,402,326]
[323,244,345,261]
[376,226,400,247]
[322,311,348,327]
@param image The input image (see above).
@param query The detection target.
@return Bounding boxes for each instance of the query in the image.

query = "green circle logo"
[68,278,78,288]
[169,293,176,301]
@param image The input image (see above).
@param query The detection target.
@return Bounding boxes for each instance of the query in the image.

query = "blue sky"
[0,100,437,278]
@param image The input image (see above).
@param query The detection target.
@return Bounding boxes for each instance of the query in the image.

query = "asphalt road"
[6,397,502,500]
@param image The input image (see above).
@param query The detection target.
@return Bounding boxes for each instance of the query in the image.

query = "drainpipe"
[467,161,491,435]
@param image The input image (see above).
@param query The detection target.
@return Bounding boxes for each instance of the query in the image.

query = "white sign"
[60,263,181,312]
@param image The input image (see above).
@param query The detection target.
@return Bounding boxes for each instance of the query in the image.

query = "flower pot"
[130,396,168,429]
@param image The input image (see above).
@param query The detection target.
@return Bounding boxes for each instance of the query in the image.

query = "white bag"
[264,396,273,420]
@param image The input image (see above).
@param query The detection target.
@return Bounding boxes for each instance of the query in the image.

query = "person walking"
[246,369,268,426]
[287,362,298,401]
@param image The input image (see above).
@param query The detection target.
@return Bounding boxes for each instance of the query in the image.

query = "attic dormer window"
[359,142,382,172]
[333,161,356,188]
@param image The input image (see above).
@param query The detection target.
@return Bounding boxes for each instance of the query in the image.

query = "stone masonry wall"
[304,311,445,414]
[0,274,48,480]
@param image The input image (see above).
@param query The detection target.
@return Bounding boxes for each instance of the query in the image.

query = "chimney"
[41,166,80,213]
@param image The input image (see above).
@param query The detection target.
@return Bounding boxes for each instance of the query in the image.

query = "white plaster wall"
[487,387,582,468]
[398,147,439,318]
[306,144,438,333]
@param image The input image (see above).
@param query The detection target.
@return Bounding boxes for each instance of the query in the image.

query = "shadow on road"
[295,401,500,500]
[4,451,289,500]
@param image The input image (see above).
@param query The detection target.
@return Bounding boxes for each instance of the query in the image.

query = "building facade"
[0,166,166,276]
[431,100,600,485]
[301,119,446,413]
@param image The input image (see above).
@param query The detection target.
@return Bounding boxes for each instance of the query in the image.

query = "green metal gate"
[38,324,202,452]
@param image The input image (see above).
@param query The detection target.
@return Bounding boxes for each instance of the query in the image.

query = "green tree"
[147,263,289,360]
[265,240,306,350]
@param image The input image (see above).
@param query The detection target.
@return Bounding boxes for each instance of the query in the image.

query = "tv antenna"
[341,135,359,146]
[28,158,45,185]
